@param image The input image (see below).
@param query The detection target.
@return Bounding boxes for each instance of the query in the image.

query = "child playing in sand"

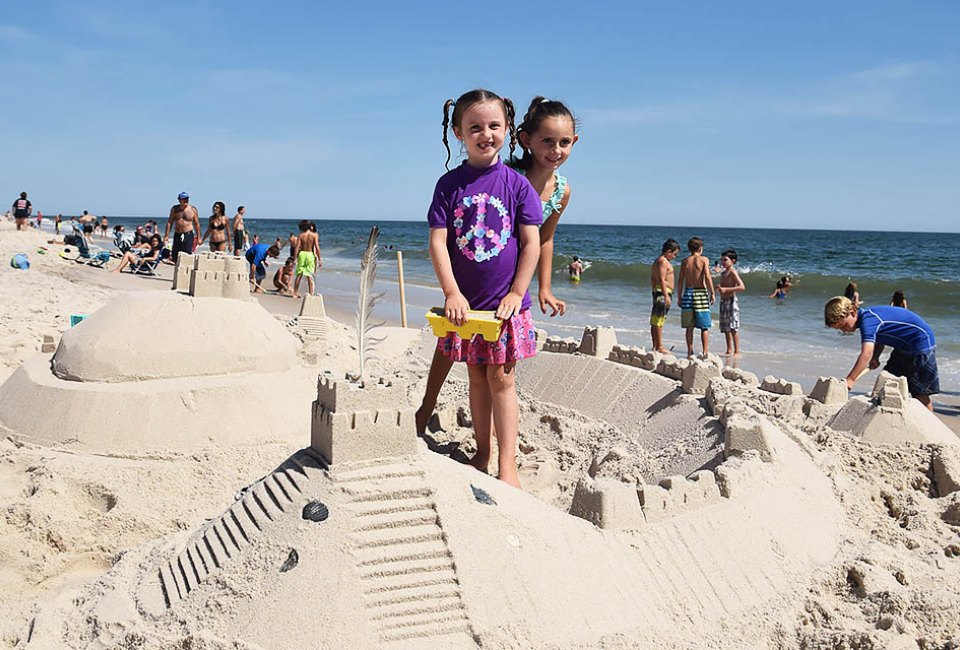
[245,242,281,293]
[426,88,542,487]
[677,237,715,357]
[650,239,680,354]
[416,96,579,435]
[292,220,322,298]
[717,249,745,356]
[824,296,939,411]
[273,257,295,295]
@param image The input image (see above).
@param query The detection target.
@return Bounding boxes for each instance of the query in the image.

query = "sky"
[2,1,958,232]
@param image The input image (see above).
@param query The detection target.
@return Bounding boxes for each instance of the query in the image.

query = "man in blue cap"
[163,191,200,263]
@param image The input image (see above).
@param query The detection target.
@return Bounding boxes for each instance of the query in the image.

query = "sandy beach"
[2,220,960,649]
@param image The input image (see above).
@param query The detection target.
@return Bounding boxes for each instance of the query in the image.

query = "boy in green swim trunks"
[292,220,322,299]
[650,239,680,353]
[678,236,715,357]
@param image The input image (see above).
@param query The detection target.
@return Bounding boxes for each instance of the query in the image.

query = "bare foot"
[468,454,490,474]
[414,405,431,435]
[497,466,521,489]
[292,293,300,299]
[655,347,670,354]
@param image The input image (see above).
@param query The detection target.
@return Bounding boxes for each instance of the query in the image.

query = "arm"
[536,186,570,317]
[314,237,322,268]
[191,209,201,251]
[677,259,687,297]
[496,224,540,320]
[845,341,876,390]
[703,259,716,303]
[429,227,469,326]
[163,209,174,241]
[199,220,211,246]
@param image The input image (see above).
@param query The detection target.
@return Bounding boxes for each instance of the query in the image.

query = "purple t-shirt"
[427,159,543,311]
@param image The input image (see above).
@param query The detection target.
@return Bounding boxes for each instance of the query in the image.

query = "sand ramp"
[339,462,476,648]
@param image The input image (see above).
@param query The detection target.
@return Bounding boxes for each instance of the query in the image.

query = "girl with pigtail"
[426,89,542,488]
[512,96,579,316]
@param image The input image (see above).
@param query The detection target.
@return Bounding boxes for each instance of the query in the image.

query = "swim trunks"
[719,295,740,333]
[234,228,245,251]
[680,287,711,330]
[172,231,195,263]
[296,251,316,276]
[884,348,940,397]
[650,287,672,328]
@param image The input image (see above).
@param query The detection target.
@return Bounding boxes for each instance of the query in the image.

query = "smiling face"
[452,100,506,168]
[520,115,577,172]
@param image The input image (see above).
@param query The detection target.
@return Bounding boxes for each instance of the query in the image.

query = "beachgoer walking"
[79,211,97,238]
[825,296,939,411]
[163,191,201,263]
[718,249,746,356]
[12,192,31,231]
[416,96,580,434]
[292,220,322,298]
[200,201,231,253]
[426,88,542,488]
[678,236,715,357]
[650,238,680,354]
[233,206,246,255]
[55,214,62,234]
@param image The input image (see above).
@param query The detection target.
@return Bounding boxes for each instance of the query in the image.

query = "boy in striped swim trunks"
[678,236,715,357]
[825,296,940,411]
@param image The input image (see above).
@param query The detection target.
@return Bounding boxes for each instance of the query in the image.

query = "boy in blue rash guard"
[824,296,939,411]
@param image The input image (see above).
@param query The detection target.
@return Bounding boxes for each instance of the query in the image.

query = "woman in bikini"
[200,201,231,253]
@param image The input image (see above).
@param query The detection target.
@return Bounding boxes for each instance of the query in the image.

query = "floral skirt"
[437,309,538,366]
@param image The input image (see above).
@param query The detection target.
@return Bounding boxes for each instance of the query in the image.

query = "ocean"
[90,217,960,390]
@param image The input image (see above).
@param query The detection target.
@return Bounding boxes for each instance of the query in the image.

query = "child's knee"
[487,364,516,392]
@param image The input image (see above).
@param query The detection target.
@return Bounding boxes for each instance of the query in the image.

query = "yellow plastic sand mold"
[426,308,502,342]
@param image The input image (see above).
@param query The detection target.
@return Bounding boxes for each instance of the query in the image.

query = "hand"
[496,291,523,321]
[538,289,566,317]
[868,358,880,370]
[664,295,672,309]
[710,292,716,304]
[317,258,323,269]
[845,377,855,390]
[444,292,470,326]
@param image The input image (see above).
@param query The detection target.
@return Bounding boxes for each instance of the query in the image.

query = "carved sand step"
[352,509,438,532]
[349,523,445,550]
[359,556,455,580]
[351,496,436,518]
[353,539,450,568]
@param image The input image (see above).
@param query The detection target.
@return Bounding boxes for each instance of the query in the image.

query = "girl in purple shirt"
[427,89,543,488]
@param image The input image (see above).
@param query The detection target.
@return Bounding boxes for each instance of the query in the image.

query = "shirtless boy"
[292,220,322,298]
[677,236,715,357]
[650,239,680,353]
[717,249,746,356]
[163,191,201,263]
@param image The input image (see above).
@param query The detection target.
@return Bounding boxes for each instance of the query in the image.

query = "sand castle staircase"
[336,460,476,648]
[146,449,327,611]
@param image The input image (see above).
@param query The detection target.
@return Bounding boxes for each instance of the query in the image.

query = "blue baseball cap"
[178,192,189,200]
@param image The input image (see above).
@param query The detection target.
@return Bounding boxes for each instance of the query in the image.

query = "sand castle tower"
[0,292,315,452]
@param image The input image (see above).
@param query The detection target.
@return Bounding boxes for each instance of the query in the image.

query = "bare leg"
[723,332,733,356]
[307,274,315,296]
[467,364,492,473]
[651,325,662,353]
[416,348,455,434]
[685,328,694,357]
[701,329,709,356]
[732,331,740,356]
[916,394,933,412]
[488,362,520,488]
[293,274,302,299]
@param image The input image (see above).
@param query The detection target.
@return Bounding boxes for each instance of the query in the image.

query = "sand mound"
[0,292,315,453]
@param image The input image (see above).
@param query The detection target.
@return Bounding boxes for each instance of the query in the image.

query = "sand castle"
[172,251,249,298]
[0,291,316,452]
[5,289,959,648]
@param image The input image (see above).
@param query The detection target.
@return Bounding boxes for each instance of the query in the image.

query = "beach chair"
[113,231,133,257]
[122,250,160,276]
[64,235,110,268]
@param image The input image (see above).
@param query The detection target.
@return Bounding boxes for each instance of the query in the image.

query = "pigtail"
[441,99,455,170]
[503,97,518,162]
